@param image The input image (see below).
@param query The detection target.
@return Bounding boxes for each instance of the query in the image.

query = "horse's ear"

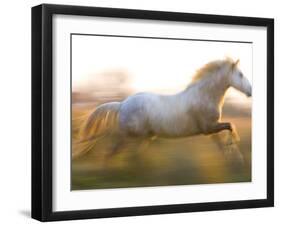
[235,59,240,66]
[232,59,240,68]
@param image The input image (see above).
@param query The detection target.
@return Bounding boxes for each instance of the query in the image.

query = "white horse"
[73,58,252,159]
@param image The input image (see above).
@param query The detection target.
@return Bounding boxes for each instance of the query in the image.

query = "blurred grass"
[71,101,251,190]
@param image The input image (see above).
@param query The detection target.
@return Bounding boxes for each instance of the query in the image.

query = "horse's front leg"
[202,122,233,135]
[203,122,240,144]
[205,122,243,164]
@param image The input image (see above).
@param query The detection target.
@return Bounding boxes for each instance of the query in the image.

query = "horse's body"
[74,58,252,159]
[120,90,208,138]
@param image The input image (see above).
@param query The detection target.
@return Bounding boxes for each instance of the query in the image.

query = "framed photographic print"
[32,4,274,221]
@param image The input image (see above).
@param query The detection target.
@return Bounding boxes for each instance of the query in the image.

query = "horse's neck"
[184,76,229,107]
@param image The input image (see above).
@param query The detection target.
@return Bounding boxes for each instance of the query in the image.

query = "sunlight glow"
[72,35,252,101]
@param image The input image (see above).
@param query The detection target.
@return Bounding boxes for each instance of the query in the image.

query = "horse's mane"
[192,58,235,83]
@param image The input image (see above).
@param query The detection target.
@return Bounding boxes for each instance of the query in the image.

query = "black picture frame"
[32,3,274,222]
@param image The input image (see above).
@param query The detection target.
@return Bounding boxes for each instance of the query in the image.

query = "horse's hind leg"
[135,138,149,153]
[106,137,126,158]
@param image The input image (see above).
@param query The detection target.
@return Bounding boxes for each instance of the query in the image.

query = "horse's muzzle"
[246,91,252,97]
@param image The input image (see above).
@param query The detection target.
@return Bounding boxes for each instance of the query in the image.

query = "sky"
[72,34,252,103]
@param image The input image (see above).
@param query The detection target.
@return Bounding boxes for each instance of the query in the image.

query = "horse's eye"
[239,72,243,77]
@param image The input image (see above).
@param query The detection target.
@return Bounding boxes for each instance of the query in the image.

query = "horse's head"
[228,59,252,97]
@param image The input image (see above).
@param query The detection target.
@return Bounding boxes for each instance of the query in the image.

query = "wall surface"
[0,0,279,225]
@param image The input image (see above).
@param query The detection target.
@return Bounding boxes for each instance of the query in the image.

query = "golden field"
[71,96,251,190]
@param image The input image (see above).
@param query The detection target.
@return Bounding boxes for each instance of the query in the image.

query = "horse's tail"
[72,102,121,159]
[81,102,121,140]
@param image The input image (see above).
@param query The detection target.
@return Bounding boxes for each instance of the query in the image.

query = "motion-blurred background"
[71,35,252,190]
